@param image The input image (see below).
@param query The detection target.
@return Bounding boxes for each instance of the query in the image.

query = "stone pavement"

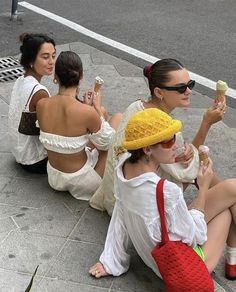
[0,41,236,292]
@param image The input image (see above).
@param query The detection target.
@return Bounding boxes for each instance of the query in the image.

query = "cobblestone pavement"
[0,42,235,292]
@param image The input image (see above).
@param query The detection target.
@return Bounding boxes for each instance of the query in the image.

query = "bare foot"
[89,262,109,278]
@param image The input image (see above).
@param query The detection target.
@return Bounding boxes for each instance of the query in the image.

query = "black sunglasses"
[159,80,195,94]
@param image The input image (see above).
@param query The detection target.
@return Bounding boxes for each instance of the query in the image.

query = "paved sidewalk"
[0,41,236,292]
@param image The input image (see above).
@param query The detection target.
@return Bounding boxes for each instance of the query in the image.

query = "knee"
[113,112,122,119]
[109,112,122,130]
[222,179,236,194]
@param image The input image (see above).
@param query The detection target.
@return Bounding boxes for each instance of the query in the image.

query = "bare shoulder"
[82,103,101,123]
[36,94,50,109]
[69,101,98,119]
[34,88,49,98]
[32,89,49,104]
[67,101,101,132]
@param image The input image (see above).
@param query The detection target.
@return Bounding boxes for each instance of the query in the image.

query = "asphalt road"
[1,0,236,91]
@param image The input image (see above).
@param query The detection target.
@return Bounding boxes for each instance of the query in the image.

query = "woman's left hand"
[203,103,226,126]
[175,142,194,164]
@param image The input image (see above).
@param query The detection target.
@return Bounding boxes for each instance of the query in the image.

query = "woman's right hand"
[196,158,214,190]
[83,89,104,117]
[83,89,94,105]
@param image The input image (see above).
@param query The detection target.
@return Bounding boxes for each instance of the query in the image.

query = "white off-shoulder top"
[39,117,115,154]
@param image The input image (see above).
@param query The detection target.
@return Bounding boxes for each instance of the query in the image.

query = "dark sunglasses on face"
[159,80,195,94]
[154,135,176,149]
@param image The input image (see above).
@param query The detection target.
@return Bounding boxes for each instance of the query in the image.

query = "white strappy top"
[39,117,115,154]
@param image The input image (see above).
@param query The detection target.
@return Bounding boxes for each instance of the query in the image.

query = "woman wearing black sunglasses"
[90,58,226,215]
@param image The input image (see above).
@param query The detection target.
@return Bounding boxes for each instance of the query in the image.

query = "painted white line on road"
[19,1,236,99]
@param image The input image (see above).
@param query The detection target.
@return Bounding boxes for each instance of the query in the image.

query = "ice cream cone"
[94,76,104,93]
[198,145,210,166]
[215,80,228,104]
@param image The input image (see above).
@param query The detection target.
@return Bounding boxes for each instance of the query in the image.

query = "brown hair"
[19,33,55,70]
[143,59,184,95]
[127,148,146,163]
[55,51,83,88]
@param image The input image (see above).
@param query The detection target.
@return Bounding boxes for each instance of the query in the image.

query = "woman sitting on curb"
[8,33,56,174]
[37,51,121,200]
[89,108,236,281]
[90,58,226,215]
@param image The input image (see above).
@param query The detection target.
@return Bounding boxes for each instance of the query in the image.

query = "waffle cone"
[215,80,228,104]
[199,152,209,166]
[94,82,102,93]
[215,90,226,104]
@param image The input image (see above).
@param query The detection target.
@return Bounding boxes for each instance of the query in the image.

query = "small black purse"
[18,85,40,136]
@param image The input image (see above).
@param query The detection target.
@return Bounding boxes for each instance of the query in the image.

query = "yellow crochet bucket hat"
[123,108,182,150]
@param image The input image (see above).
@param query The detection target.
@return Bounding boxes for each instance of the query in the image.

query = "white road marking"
[19,1,236,98]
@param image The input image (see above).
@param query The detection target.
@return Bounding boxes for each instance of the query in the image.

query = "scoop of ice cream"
[95,76,104,85]
[198,145,209,154]
[216,80,228,92]
[215,80,228,104]
[94,76,104,93]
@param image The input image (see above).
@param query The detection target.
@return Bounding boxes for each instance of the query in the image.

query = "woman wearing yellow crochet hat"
[89,108,236,282]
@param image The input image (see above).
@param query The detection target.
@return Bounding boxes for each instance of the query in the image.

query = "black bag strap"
[24,84,38,109]
[156,179,169,244]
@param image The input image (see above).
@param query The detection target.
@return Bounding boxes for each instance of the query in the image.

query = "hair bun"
[143,64,153,78]
[19,32,31,43]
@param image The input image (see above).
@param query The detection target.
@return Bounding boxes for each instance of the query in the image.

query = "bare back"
[37,95,102,172]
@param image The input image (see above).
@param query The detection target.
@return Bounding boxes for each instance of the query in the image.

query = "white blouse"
[99,152,207,277]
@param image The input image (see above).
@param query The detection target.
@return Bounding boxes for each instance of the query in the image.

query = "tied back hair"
[55,51,83,88]
[143,59,184,95]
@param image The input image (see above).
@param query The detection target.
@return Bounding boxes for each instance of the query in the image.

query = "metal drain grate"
[0,57,19,70]
[0,67,25,82]
[0,57,24,82]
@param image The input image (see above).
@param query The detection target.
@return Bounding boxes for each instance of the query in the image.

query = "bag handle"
[156,179,169,244]
[24,84,38,109]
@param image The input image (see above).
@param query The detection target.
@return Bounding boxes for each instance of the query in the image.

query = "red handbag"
[151,179,214,292]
